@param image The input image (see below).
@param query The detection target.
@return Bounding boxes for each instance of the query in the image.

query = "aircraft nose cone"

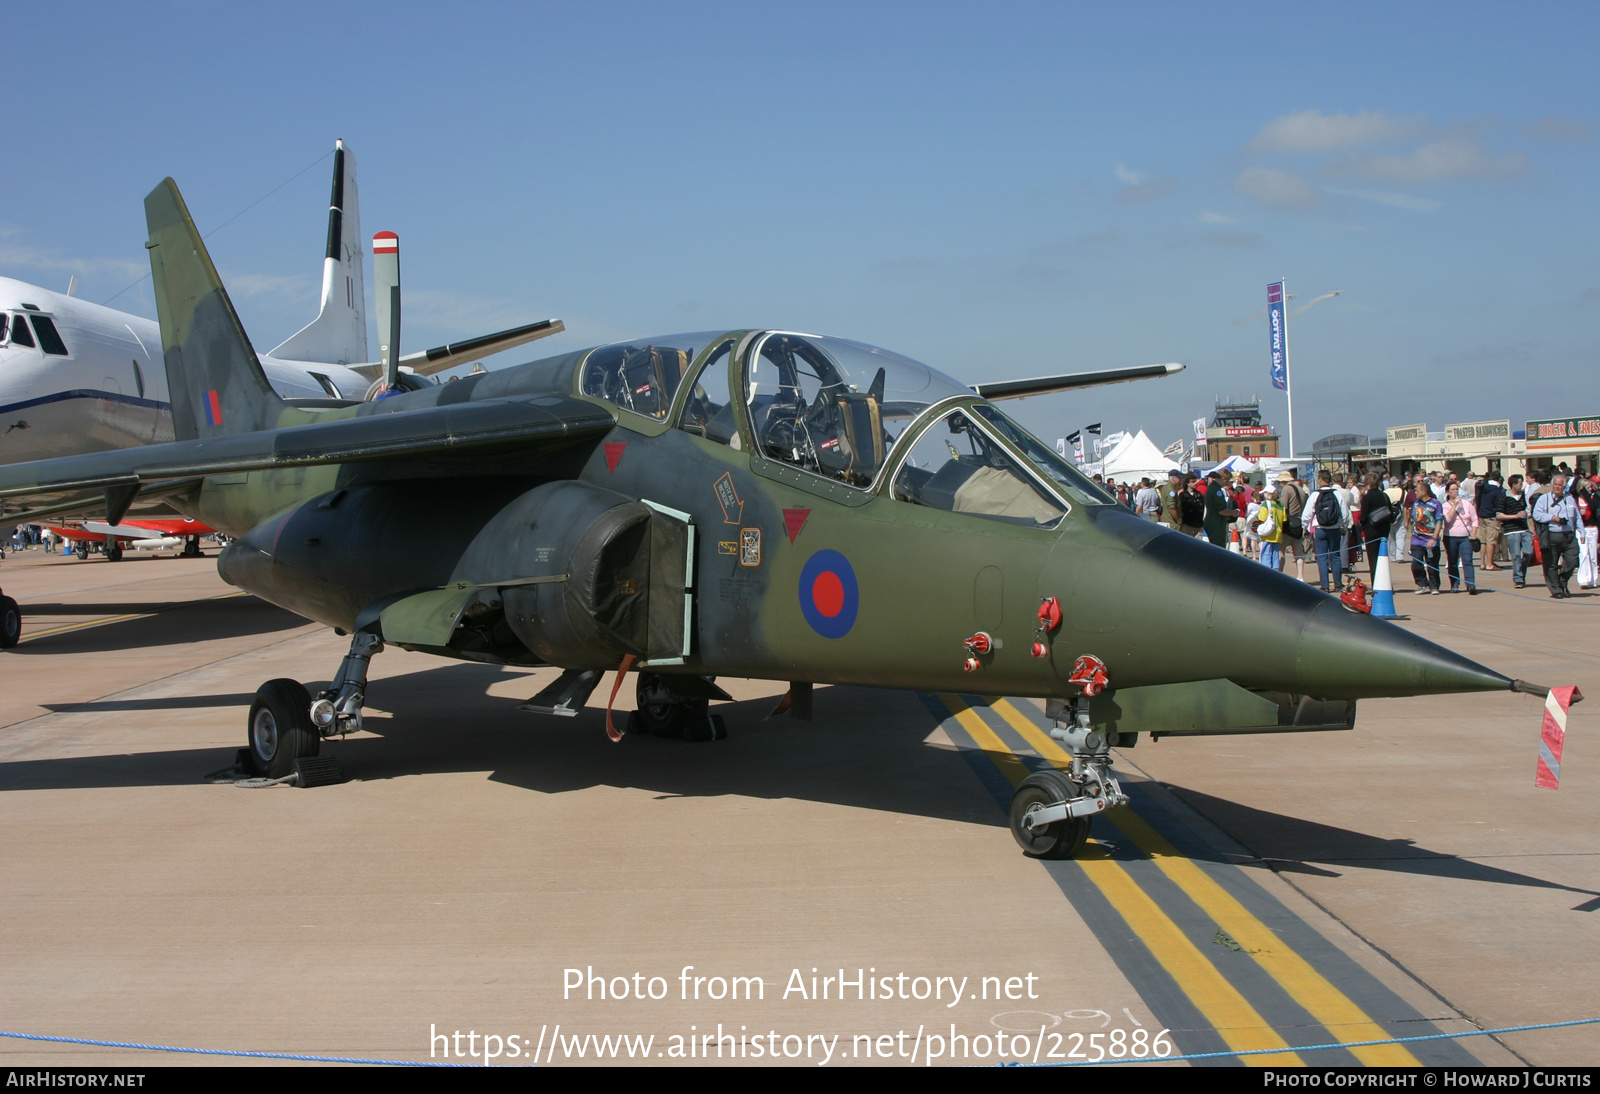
[1287,595,1511,697]
[1067,510,1511,699]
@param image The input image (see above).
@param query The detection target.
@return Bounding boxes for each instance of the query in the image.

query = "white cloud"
[1115,163,1143,185]
[1198,211,1236,224]
[1232,166,1322,209]
[1323,186,1442,213]
[1325,138,1528,183]
[1248,109,1423,152]
[0,244,146,282]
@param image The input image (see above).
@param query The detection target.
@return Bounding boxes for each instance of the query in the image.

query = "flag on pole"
[1193,417,1207,441]
[1267,281,1288,391]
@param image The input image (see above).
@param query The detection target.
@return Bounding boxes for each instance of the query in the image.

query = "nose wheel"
[1009,770,1090,859]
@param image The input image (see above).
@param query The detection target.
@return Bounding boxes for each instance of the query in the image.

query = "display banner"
[1267,281,1287,391]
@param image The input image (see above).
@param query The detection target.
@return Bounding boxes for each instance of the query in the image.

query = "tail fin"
[266,139,368,366]
[145,178,289,440]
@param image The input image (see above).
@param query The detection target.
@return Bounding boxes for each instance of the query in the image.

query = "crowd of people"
[1097,464,1600,600]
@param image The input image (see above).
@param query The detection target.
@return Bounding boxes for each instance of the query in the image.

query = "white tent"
[1213,454,1260,474]
[1099,430,1180,482]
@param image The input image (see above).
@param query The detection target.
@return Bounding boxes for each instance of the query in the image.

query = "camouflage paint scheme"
[0,180,1521,747]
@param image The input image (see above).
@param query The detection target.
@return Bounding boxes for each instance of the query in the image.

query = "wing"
[0,394,616,514]
[972,362,1184,401]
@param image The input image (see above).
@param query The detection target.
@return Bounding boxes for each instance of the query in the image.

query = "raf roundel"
[798,549,859,639]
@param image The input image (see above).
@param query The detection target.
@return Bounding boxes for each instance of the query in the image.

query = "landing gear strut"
[309,631,383,737]
[1008,657,1129,860]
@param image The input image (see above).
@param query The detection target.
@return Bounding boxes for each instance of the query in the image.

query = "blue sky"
[4,2,1595,453]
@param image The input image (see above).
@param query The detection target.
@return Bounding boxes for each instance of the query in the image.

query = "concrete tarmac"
[0,547,1589,1066]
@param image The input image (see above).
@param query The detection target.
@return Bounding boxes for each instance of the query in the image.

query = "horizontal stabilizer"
[0,395,615,502]
[972,362,1184,401]
[348,319,566,380]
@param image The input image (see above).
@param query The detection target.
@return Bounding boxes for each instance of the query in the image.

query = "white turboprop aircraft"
[0,140,562,466]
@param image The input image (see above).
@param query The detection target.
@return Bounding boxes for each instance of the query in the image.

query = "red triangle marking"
[783,508,811,544]
[604,442,626,474]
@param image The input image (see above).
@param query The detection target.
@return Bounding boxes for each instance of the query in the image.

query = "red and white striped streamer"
[1536,686,1581,790]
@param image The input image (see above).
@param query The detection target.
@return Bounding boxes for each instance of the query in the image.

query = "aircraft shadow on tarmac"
[0,660,1006,829]
[1165,785,1600,912]
[11,596,307,654]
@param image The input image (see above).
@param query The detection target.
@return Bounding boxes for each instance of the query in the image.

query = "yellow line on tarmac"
[1073,842,1304,1066]
[20,611,155,640]
[19,592,250,643]
[989,698,1420,1067]
[935,693,1030,787]
[934,693,1302,1067]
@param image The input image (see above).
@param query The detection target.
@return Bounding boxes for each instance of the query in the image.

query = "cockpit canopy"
[577,329,1113,517]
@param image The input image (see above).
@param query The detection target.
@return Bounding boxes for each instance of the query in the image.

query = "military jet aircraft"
[0,178,1546,858]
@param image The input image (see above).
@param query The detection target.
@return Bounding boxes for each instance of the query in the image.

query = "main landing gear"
[244,631,379,781]
[629,673,728,741]
[1008,656,1130,860]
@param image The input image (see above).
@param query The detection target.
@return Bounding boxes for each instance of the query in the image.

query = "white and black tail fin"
[145,178,289,441]
[267,138,368,365]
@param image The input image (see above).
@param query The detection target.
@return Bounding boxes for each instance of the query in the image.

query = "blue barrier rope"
[0,1030,471,1067]
[1024,1015,1600,1067]
[5,1016,1595,1068]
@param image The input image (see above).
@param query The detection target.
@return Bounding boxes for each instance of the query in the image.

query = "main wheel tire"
[105,541,123,562]
[1009,770,1090,860]
[0,597,20,648]
[247,679,319,779]
[634,673,689,738]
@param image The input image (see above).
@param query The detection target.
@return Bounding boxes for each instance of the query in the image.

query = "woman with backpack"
[1360,473,1395,582]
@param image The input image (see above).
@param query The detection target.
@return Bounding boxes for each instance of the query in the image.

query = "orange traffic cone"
[1229,527,1243,554]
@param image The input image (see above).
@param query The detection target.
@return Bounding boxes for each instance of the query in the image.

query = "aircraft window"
[972,405,1116,506]
[677,338,739,449]
[892,410,1066,529]
[580,331,725,419]
[0,314,6,342]
[30,316,69,356]
[9,314,35,349]
[744,334,967,488]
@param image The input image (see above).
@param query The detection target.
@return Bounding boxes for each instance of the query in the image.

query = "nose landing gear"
[1008,656,1129,860]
